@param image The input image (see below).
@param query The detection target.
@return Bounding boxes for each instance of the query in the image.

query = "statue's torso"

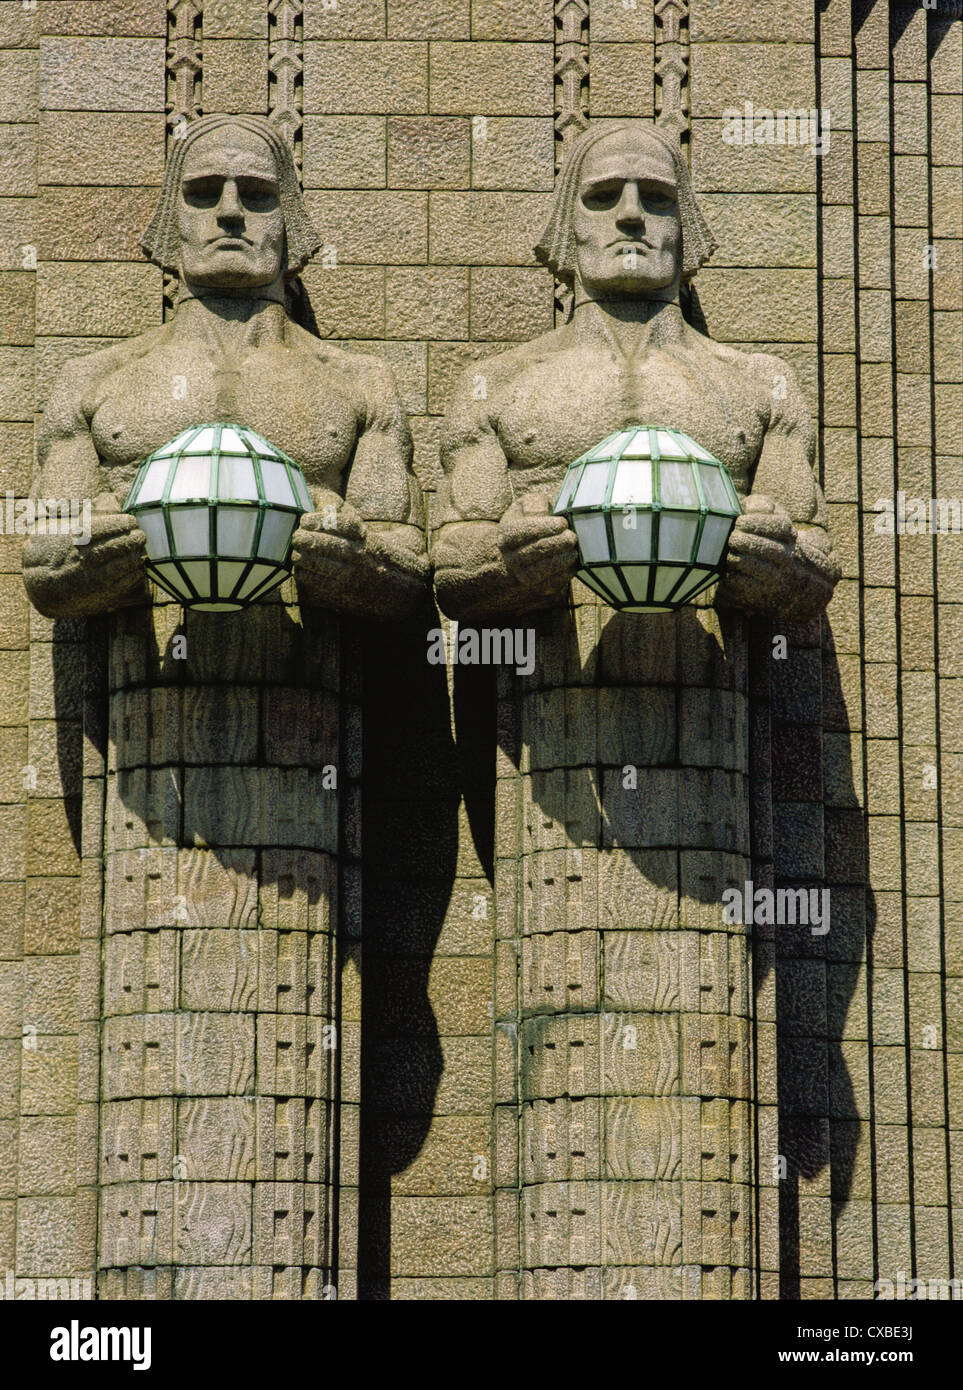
[491,336,773,498]
[84,330,363,498]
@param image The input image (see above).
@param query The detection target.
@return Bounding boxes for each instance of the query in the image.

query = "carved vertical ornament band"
[654,0,688,142]
[268,0,304,180]
[165,2,203,314]
[554,0,590,166]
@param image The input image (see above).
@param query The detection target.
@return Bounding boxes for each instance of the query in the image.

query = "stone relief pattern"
[97,600,342,1299]
[268,0,303,177]
[552,0,588,325]
[165,1,203,315]
[500,601,756,1298]
[654,0,688,142]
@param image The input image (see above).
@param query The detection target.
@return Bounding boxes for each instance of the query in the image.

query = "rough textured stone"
[429,42,553,116]
[303,41,428,114]
[39,37,165,111]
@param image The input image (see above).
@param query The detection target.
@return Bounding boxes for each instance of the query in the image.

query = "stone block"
[386,266,468,340]
[303,41,428,114]
[23,956,77,1035]
[0,272,35,347]
[430,191,552,264]
[429,42,553,116]
[20,1035,77,1115]
[204,0,266,38]
[697,269,817,342]
[300,264,387,338]
[470,116,554,191]
[303,188,426,262]
[469,266,553,341]
[390,1196,492,1276]
[590,43,655,117]
[14,1195,77,1276]
[698,193,816,268]
[0,345,33,420]
[303,0,386,39]
[0,48,38,124]
[303,115,386,188]
[387,0,469,39]
[690,0,809,42]
[39,36,165,111]
[202,39,269,115]
[0,125,37,197]
[691,120,816,194]
[0,421,32,495]
[37,111,165,185]
[37,1,166,36]
[18,1115,77,1196]
[36,262,161,337]
[893,82,927,156]
[690,42,814,118]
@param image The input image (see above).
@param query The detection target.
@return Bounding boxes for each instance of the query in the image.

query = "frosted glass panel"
[594,565,628,602]
[653,567,681,601]
[621,428,653,458]
[696,513,733,565]
[292,472,312,511]
[183,426,216,453]
[689,438,714,460]
[216,561,247,597]
[137,509,170,559]
[170,455,213,500]
[217,455,259,501]
[170,506,211,555]
[153,429,193,457]
[656,430,688,459]
[135,459,171,505]
[555,468,580,512]
[182,560,211,594]
[673,567,713,602]
[257,509,296,561]
[574,462,610,507]
[610,458,653,506]
[613,510,652,561]
[658,511,699,561]
[151,563,191,601]
[237,563,275,600]
[698,462,731,511]
[217,506,258,556]
[219,426,247,454]
[260,458,296,506]
[623,565,652,602]
[659,461,698,507]
[573,513,609,563]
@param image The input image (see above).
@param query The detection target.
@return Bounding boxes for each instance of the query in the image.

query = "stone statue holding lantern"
[23,113,427,620]
[434,119,841,1299]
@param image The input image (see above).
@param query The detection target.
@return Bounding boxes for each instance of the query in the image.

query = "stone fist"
[497,492,579,603]
[22,494,149,619]
[719,493,840,619]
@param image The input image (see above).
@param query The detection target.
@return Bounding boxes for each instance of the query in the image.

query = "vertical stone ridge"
[268,0,304,181]
[654,0,688,143]
[164,1,203,316]
[553,0,589,323]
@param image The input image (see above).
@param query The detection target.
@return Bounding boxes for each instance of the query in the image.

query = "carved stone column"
[95,588,345,1300]
[497,589,756,1299]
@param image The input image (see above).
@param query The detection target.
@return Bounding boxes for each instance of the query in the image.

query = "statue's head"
[141,114,322,298]
[535,119,715,301]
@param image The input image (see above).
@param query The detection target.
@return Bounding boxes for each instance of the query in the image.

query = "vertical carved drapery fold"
[654,0,688,142]
[268,0,304,180]
[164,1,203,315]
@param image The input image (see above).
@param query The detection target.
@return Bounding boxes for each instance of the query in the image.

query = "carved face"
[572,128,682,299]
[177,126,285,292]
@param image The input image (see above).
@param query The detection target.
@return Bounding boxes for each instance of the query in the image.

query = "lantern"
[123,423,313,613]
[553,425,742,613]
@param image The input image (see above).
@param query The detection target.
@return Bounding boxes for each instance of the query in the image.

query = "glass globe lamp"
[123,423,313,613]
[553,425,743,613]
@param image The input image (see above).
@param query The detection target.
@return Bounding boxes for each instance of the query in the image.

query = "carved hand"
[718,494,840,619]
[292,488,428,619]
[22,494,149,619]
[497,493,579,603]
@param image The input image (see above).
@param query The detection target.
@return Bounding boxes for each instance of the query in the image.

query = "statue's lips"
[206,237,253,249]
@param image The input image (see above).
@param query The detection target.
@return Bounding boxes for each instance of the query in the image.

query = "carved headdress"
[535,119,716,286]
[141,114,322,281]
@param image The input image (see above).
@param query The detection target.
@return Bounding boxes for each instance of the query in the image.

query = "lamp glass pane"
[656,430,688,459]
[696,512,733,565]
[217,506,258,557]
[653,566,681,601]
[217,455,259,501]
[555,468,580,513]
[610,458,653,506]
[219,426,248,454]
[182,560,211,595]
[673,567,714,602]
[135,459,171,505]
[170,506,211,556]
[659,461,699,508]
[292,472,313,511]
[153,428,194,457]
[586,432,620,461]
[183,426,216,453]
[621,428,653,458]
[689,438,714,460]
[259,458,297,507]
[698,462,731,511]
[248,569,287,602]
[623,565,652,602]
[573,512,610,563]
[574,462,610,508]
[612,509,652,562]
[150,562,192,602]
[658,511,700,561]
[257,509,296,561]
[169,455,213,501]
[216,561,248,597]
[237,562,277,600]
[593,565,629,602]
[137,509,170,559]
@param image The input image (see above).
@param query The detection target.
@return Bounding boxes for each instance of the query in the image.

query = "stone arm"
[292,359,428,620]
[433,375,577,622]
[21,357,149,619]
[717,356,841,620]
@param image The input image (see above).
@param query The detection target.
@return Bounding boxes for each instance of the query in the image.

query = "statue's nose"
[615,182,645,224]
[217,179,244,221]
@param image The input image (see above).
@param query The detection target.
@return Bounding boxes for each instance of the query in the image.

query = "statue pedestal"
[90,589,353,1299]
[494,583,757,1298]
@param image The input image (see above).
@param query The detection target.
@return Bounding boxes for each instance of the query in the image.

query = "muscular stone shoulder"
[40,329,167,435]
[446,327,566,416]
[286,324,404,417]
